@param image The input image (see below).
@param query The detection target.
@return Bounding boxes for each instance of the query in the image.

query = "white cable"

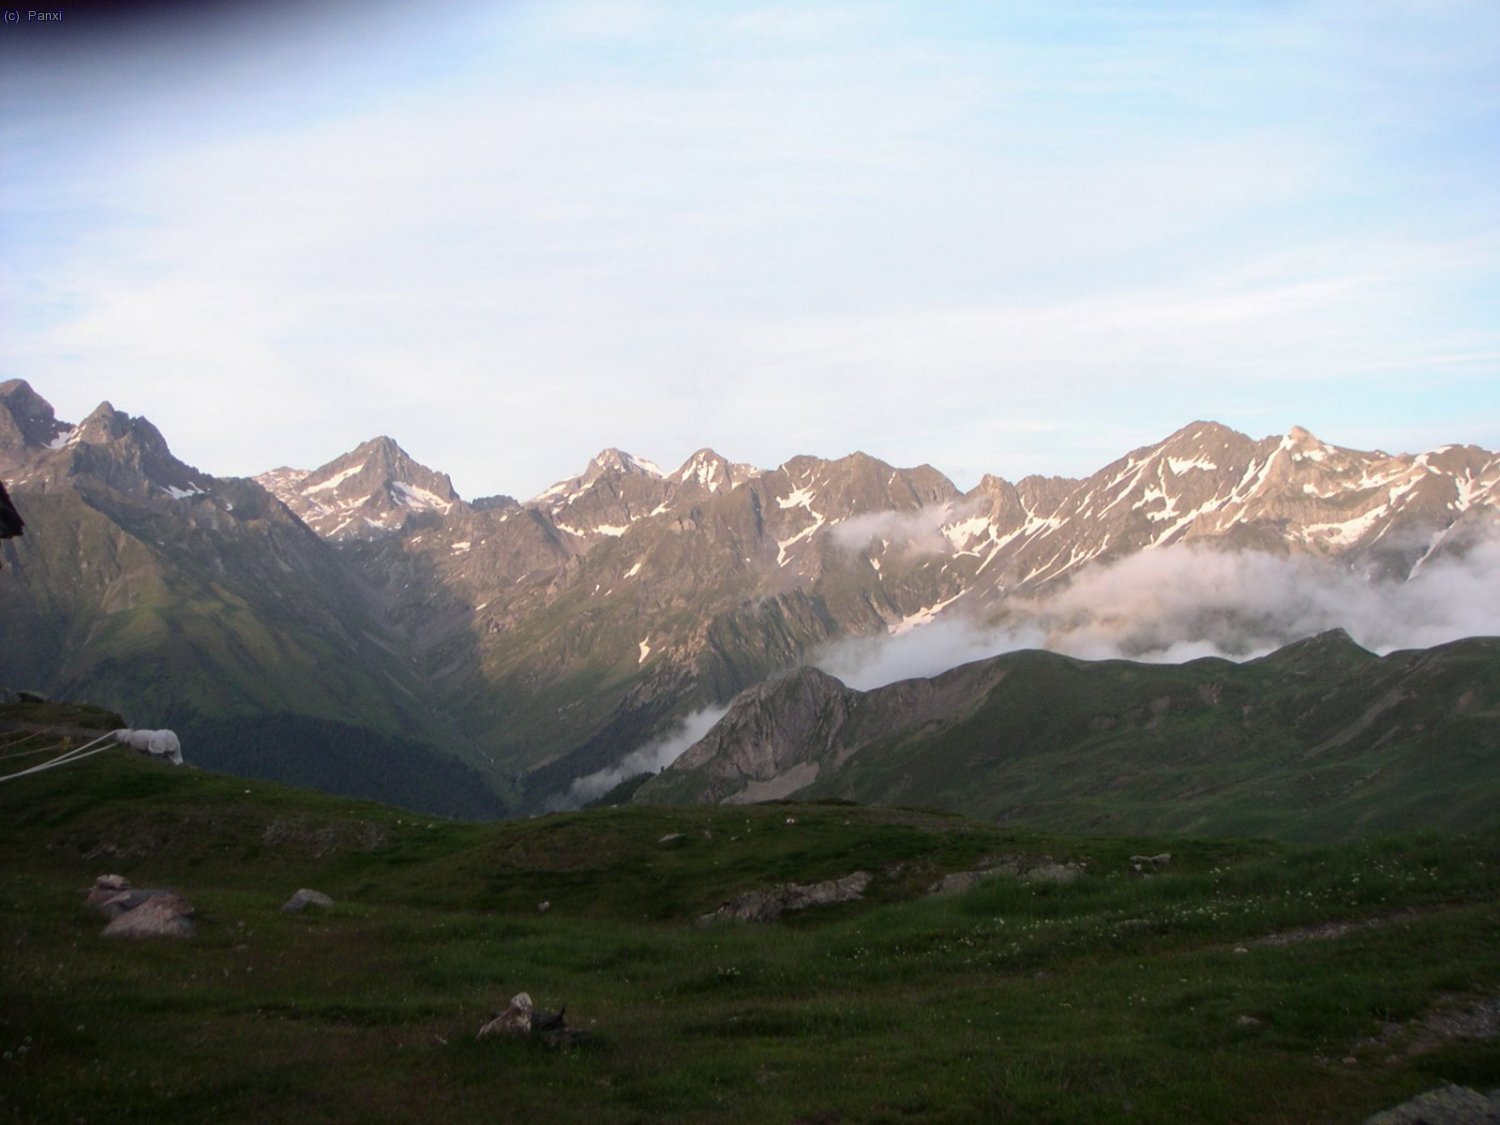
[0,732,117,784]
[0,731,51,760]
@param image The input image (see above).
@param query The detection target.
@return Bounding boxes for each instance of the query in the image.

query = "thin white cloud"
[829,502,969,554]
[2,0,1497,496]
[556,705,729,808]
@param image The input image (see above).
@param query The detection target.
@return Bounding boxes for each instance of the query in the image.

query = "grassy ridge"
[647,634,1500,843]
[1,747,1497,1121]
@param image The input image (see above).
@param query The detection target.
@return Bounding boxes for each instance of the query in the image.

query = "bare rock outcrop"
[697,871,872,925]
[102,894,194,939]
[85,874,194,937]
[477,992,588,1048]
[478,992,535,1039]
[927,856,1083,896]
[1363,1084,1500,1124]
[281,888,335,913]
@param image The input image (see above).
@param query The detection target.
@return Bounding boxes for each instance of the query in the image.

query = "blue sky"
[2,0,1497,500]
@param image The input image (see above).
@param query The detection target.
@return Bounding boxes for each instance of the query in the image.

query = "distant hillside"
[639,631,1500,841]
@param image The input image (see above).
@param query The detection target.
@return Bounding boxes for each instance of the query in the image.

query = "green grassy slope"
[646,632,1500,842]
[2,726,1497,1123]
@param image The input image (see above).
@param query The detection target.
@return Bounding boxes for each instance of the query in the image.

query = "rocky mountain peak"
[75,402,135,444]
[530,448,661,507]
[674,448,735,492]
[588,448,663,481]
[58,401,212,500]
[472,493,520,512]
[660,665,858,800]
[255,436,461,540]
[0,379,71,457]
[0,384,211,503]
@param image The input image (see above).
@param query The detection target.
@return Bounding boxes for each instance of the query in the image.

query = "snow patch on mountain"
[1166,456,1216,474]
[307,462,366,493]
[777,513,826,567]
[778,485,817,510]
[45,425,80,450]
[888,591,965,635]
[391,481,454,512]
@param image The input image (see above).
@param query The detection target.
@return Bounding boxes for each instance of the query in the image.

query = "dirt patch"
[1251,917,1397,947]
[1360,992,1500,1061]
[1250,906,1448,948]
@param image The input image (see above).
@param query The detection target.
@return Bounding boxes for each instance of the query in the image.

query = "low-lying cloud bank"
[561,529,1498,796]
[817,532,1500,691]
[558,706,729,808]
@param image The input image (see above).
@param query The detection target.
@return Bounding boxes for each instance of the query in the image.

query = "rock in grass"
[929,871,985,896]
[477,993,590,1048]
[84,875,131,914]
[281,888,335,913]
[85,876,192,924]
[478,993,534,1039]
[1130,853,1173,867]
[102,895,194,939]
[697,871,872,925]
[1362,1084,1500,1123]
[1023,862,1082,885]
[927,856,1083,896]
[95,889,181,919]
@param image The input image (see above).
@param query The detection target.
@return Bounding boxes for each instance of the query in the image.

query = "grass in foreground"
[1,745,1497,1123]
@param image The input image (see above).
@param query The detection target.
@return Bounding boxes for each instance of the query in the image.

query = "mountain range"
[2,377,1496,815]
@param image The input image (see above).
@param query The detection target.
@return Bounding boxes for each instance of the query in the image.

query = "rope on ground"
[0,732,118,784]
[0,730,53,760]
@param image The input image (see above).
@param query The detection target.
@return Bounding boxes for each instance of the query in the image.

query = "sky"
[3,0,1498,502]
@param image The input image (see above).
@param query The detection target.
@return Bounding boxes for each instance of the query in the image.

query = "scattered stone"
[657,833,686,846]
[1254,916,1397,947]
[929,871,986,897]
[1420,996,1500,1043]
[1022,862,1083,885]
[1236,1015,1263,1027]
[84,876,191,922]
[280,888,335,913]
[931,856,1087,896]
[1233,946,1249,955]
[1129,853,1173,868]
[1363,1084,1500,1124]
[784,817,797,825]
[477,992,590,1048]
[1364,992,1500,1059]
[697,871,872,925]
[478,992,534,1039]
[102,895,194,939]
[537,901,551,913]
[84,874,131,912]
[94,889,170,919]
